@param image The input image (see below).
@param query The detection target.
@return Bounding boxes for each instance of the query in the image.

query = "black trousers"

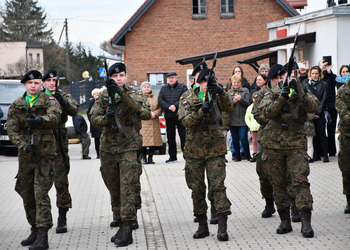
[166,118,186,159]
[313,112,328,158]
[327,107,337,156]
[94,137,100,157]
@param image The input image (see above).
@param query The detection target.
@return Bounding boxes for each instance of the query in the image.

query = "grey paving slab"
[1,140,350,250]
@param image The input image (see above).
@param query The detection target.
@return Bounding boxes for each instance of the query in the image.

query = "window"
[36,53,40,66]
[193,0,206,19]
[221,0,234,18]
[29,53,33,66]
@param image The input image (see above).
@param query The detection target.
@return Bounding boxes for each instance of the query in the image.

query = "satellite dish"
[82,71,89,79]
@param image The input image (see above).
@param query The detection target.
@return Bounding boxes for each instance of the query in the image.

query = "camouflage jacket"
[178,87,233,158]
[252,83,282,142]
[259,83,319,149]
[90,85,151,154]
[7,92,62,162]
[336,82,350,137]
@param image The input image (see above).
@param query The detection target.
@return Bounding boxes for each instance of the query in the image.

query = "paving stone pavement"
[1,142,349,250]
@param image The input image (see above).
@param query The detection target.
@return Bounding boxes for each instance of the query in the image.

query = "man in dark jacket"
[87,88,102,159]
[67,114,91,159]
[158,72,188,163]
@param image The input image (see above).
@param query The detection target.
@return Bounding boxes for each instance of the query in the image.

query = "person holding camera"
[178,68,233,241]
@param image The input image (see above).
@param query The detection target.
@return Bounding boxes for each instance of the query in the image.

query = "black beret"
[108,63,126,76]
[21,70,42,83]
[196,68,210,83]
[267,64,283,80]
[42,69,57,81]
[192,61,208,76]
[282,62,299,73]
[166,72,177,77]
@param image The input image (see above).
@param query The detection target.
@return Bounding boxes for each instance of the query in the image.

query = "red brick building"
[110,0,305,86]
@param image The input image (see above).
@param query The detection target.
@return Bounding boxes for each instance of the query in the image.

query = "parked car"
[0,80,25,154]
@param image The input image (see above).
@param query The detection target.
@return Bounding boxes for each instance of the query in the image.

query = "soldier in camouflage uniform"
[42,69,79,234]
[90,63,151,247]
[335,78,350,214]
[7,70,62,250]
[259,67,319,238]
[252,65,283,219]
[178,68,233,241]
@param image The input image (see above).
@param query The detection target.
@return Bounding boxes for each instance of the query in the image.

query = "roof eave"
[110,0,155,46]
[276,0,299,16]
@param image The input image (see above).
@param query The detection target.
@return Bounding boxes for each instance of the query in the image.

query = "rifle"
[206,49,222,125]
[54,74,70,172]
[104,58,128,137]
[27,106,37,164]
[284,31,299,88]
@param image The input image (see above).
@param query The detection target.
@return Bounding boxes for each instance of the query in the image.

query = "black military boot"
[262,198,276,218]
[148,148,155,164]
[56,207,68,233]
[193,214,209,239]
[300,207,314,238]
[114,221,133,246]
[29,227,49,250]
[344,195,350,214]
[21,226,38,246]
[290,199,301,222]
[132,219,139,230]
[217,213,229,241]
[210,201,218,224]
[110,220,122,242]
[110,219,120,227]
[276,208,293,234]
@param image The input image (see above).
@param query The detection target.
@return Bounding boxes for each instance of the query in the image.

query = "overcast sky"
[32,0,331,55]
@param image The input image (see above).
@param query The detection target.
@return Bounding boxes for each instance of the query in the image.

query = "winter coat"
[245,103,260,131]
[303,78,328,115]
[140,91,163,147]
[158,82,188,120]
[87,98,101,138]
[227,87,249,126]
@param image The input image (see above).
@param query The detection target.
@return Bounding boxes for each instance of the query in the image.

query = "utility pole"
[65,18,72,84]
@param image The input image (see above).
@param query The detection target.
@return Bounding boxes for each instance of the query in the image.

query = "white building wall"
[0,42,26,77]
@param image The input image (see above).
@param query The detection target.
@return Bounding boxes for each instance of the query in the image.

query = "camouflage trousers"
[135,150,142,210]
[338,134,350,195]
[256,146,274,199]
[100,150,138,221]
[53,149,72,208]
[15,161,54,228]
[263,148,313,210]
[185,155,231,216]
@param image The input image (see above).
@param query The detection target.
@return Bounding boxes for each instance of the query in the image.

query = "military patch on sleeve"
[182,101,188,105]
[264,93,269,96]
[8,104,11,109]
[131,90,136,94]
[67,94,71,96]
[49,97,56,100]
[138,92,142,95]
[180,96,183,100]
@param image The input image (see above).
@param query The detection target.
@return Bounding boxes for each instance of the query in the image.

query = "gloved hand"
[281,86,290,99]
[207,82,224,95]
[289,79,298,93]
[201,98,211,114]
[53,91,67,106]
[25,143,35,153]
[106,105,116,119]
[107,79,121,96]
[26,115,43,129]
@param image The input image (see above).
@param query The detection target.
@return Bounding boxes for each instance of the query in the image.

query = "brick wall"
[124,0,293,86]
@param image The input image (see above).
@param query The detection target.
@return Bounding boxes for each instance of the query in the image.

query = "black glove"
[25,143,35,153]
[53,91,67,106]
[281,86,290,98]
[106,79,121,96]
[201,98,211,114]
[106,105,116,119]
[207,82,224,95]
[289,79,298,93]
[26,115,43,129]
